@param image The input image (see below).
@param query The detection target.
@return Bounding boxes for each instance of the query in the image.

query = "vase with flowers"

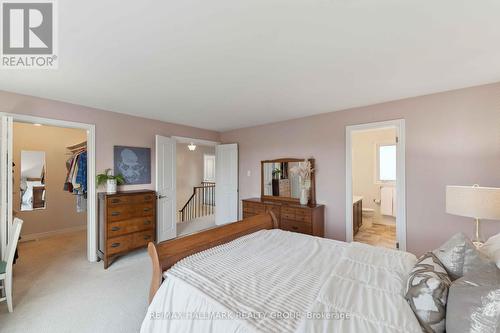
[290,159,314,205]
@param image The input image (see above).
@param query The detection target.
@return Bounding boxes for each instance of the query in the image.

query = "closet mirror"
[20,150,46,211]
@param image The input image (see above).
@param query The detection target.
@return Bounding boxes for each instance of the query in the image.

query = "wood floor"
[354,223,397,249]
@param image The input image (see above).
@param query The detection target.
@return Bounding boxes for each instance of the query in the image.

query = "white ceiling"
[2,0,500,131]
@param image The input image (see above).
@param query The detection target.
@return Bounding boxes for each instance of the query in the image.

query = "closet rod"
[66,141,87,152]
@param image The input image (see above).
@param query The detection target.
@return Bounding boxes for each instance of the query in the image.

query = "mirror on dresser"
[261,158,316,205]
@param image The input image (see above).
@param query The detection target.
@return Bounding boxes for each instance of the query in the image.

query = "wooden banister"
[178,183,215,222]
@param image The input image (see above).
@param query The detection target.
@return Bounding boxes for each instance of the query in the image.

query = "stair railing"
[178,182,215,222]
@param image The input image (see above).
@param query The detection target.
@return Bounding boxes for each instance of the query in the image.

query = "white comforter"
[141,229,422,333]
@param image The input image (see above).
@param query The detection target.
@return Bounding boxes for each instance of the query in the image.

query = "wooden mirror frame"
[260,158,316,206]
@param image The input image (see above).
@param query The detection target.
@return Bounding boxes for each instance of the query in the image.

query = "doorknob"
[158,195,168,199]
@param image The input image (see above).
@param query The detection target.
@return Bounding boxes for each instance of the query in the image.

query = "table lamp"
[446,185,500,247]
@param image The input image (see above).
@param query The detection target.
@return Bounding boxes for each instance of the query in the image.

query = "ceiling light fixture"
[188,143,196,151]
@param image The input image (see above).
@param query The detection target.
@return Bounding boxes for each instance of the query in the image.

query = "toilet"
[362,208,374,227]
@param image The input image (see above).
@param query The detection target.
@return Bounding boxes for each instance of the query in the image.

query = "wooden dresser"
[98,190,156,269]
[242,198,324,237]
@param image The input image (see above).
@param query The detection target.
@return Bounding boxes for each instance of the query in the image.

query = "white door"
[155,135,176,242]
[215,143,238,225]
[0,116,13,259]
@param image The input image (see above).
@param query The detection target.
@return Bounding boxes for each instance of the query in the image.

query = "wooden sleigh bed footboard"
[147,212,279,303]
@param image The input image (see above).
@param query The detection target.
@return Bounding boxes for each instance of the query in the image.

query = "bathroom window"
[203,154,216,182]
[377,144,396,182]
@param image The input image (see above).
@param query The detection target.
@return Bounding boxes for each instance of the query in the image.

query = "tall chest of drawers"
[242,198,324,237]
[98,190,156,269]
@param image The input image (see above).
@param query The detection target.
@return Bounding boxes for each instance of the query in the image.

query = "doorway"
[345,119,406,250]
[155,135,238,242]
[176,139,217,237]
[0,114,97,262]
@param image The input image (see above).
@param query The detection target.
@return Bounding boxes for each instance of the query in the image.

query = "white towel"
[381,186,395,216]
[392,188,397,217]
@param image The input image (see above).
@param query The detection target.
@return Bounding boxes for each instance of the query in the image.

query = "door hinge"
[396,136,399,143]
[396,242,400,249]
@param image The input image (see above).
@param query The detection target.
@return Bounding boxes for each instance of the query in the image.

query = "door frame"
[0,113,98,262]
[0,116,13,259]
[345,119,406,251]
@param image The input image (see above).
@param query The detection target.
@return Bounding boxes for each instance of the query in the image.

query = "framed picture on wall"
[113,146,151,185]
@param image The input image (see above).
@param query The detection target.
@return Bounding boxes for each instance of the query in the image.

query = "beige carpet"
[0,230,151,333]
[177,214,216,237]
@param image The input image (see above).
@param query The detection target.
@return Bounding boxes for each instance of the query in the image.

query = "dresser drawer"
[107,205,133,221]
[133,230,154,248]
[106,234,134,255]
[107,203,154,221]
[281,219,312,235]
[133,193,155,204]
[107,217,154,237]
[281,207,311,223]
[107,196,132,206]
[243,202,265,214]
[135,203,155,217]
[294,210,311,223]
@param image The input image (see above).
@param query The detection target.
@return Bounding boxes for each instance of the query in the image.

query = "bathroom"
[351,127,397,249]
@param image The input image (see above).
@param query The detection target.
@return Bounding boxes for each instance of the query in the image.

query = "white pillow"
[480,232,500,269]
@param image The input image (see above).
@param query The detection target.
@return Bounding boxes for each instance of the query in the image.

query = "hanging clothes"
[64,148,87,212]
[75,151,87,193]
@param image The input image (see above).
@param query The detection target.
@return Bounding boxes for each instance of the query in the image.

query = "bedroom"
[0,1,500,332]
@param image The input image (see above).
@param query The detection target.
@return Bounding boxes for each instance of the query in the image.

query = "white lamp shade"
[446,185,500,220]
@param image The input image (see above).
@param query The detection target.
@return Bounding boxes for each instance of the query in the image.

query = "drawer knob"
[111,226,121,231]
[111,199,120,204]
[143,208,151,212]
[111,211,121,216]
[144,220,151,225]
[143,235,151,240]
[111,242,120,248]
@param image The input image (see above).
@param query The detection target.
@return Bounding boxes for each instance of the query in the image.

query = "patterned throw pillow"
[433,233,497,280]
[480,232,500,269]
[406,252,451,333]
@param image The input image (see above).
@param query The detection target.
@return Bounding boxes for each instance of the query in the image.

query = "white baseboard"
[20,225,87,242]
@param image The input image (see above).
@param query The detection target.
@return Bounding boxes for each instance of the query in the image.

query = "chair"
[0,218,23,312]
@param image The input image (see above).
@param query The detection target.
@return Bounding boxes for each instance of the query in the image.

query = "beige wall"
[221,82,500,255]
[176,143,215,210]
[13,123,88,236]
[352,128,396,225]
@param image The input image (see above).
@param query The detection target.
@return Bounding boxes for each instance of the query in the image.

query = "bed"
[141,213,422,333]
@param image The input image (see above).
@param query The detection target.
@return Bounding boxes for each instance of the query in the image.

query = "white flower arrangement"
[290,159,314,189]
